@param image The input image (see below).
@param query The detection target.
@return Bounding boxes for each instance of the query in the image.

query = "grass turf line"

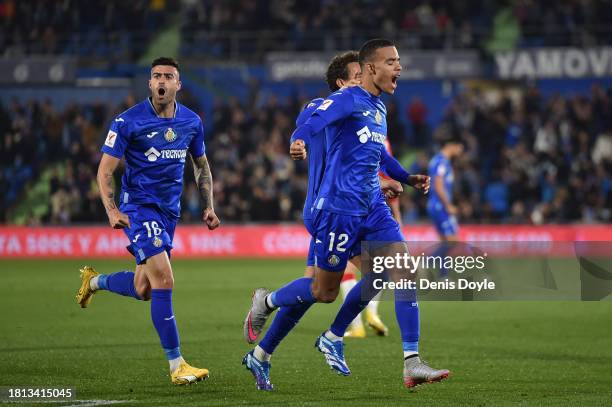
[0,259,611,406]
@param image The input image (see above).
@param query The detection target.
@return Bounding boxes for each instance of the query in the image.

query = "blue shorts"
[120,203,177,264]
[311,200,403,272]
[304,217,316,267]
[428,204,459,237]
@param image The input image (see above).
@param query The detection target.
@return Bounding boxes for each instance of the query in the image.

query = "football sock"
[96,271,141,300]
[432,242,450,278]
[150,289,181,367]
[329,275,381,337]
[395,288,419,357]
[324,330,343,342]
[259,302,313,355]
[340,278,364,330]
[169,356,183,372]
[269,277,315,307]
[366,291,382,314]
[253,345,271,362]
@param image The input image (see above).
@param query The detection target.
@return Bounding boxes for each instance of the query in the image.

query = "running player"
[75,57,220,385]
[243,39,448,390]
[243,51,401,391]
[428,135,464,276]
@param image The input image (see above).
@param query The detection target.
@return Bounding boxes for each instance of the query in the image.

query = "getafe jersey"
[293,98,326,221]
[298,86,390,216]
[101,98,205,219]
[428,153,453,210]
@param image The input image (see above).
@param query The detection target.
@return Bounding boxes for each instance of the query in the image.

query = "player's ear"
[336,78,344,89]
[177,80,182,92]
[368,63,376,75]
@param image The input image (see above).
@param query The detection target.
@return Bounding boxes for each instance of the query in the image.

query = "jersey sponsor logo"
[144,147,187,162]
[164,127,177,142]
[145,147,161,162]
[317,99,334,111]
[146,131,158,139]
[362,111,371,116]
[356,126,386,144]
[375,110,383,124]
[161,149,187,160]
[104,130,117,148]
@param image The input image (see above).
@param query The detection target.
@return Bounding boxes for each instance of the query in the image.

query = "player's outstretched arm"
[97,153,130,229]
[191,154,220,230]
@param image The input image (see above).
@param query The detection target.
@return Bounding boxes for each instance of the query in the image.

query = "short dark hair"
[326,51,359,92]
[358,38,395,66]
[151,57,180,72]
[440,133,463,147]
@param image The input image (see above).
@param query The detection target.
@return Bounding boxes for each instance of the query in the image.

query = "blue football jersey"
[303,87,389,216]
[294,98,326,220]
[101,98,206,219]
[428,153,453,210]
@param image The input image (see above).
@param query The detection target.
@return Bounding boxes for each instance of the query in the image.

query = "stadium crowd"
[2,0,611,59]
[1,82,610,225]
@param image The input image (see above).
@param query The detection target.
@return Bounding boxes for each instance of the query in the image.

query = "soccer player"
[75,57,220,385]
[427,135,464,275]
[291,52,393,339]
[340,139,401,338]
[243,51,400,391]
[243,39,448,390]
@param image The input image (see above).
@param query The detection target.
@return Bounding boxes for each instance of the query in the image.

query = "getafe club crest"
[164,127,177,142]
[153,237,163,248]
[375,110,383,125]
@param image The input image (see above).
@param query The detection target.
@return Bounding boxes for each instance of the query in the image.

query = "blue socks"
[270,277,316,307]
[395,289,419,353]
[151,289,181,360]
[259,303,313,354]
[98,271,141,300]
[329,278,380,337]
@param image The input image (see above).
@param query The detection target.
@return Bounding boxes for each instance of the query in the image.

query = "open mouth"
[158,88,166,96]
[391,74,399,87]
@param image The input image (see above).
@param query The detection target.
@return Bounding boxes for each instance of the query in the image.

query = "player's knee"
[136,285,151,301]
[148,265,174,289]
[313,286,339,303]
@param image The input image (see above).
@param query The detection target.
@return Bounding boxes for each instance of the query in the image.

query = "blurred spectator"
[1,80,611,225]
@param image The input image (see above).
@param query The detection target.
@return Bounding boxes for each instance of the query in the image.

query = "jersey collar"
[147,97,179,119]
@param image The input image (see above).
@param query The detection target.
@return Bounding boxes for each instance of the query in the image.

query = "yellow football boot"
[76,266,99,308]
[365,309,389,336]
[171,360,209,385]
[344,321,366,338]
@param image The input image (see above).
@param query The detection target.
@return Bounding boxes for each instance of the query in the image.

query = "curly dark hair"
[325,51,359,92]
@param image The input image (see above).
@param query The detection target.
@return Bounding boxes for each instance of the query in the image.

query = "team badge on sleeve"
[317,99,334,111]
[164,128,177,142]
[104,130,117,148]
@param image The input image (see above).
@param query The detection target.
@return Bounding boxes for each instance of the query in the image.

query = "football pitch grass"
[1,258,611,406]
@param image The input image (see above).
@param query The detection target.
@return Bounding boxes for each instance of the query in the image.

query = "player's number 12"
[328,232,348,252]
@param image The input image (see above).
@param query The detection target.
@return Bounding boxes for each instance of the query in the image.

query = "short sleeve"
[188,119,206,158]
[101,117,129,158]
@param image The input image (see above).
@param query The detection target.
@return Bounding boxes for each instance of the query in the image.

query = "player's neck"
[151,99,176,118]
[361,78,382,97]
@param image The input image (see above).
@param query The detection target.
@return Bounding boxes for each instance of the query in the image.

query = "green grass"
[1,259,611,406]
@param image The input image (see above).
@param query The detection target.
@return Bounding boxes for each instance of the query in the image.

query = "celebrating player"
[243,39,448,390]
[427,135,464,275]
[243,51,401,391]
[75,57,220,385]
[340,139,402,338]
